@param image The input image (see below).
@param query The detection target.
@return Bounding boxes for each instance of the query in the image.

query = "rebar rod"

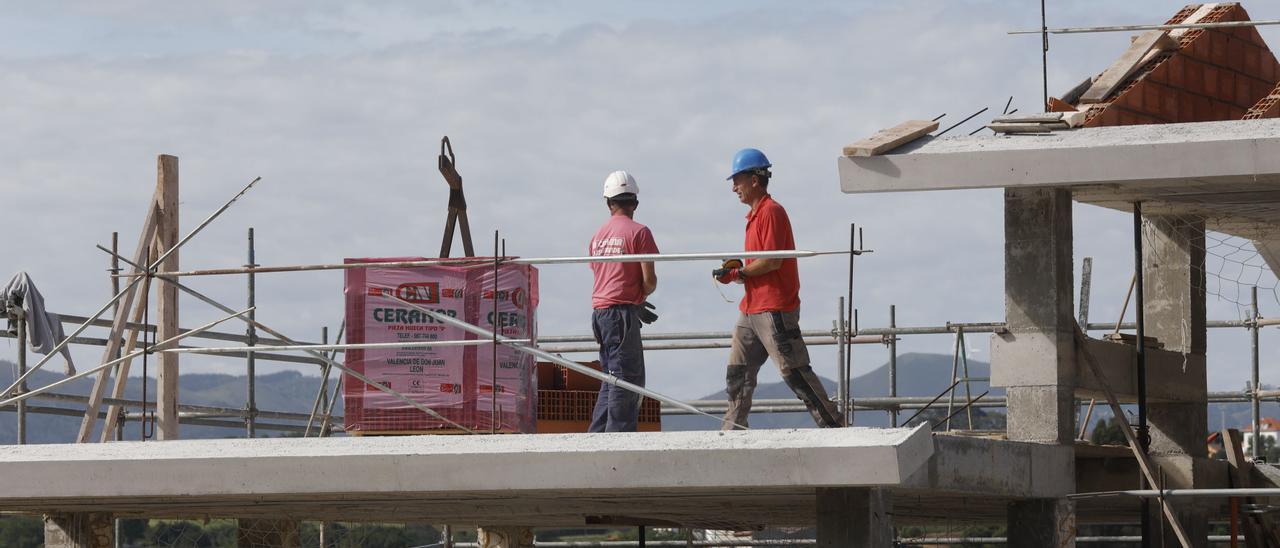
[0,308,252,408]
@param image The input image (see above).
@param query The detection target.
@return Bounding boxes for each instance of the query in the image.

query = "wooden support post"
[77,200,159,443]
[155,154,180,440]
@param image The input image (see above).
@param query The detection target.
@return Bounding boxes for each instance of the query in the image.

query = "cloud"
[2,0,1279,402]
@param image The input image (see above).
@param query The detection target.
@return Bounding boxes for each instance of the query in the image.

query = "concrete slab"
[0,427,1098,528]
[0,427,931,528]
[837,118,1280,240]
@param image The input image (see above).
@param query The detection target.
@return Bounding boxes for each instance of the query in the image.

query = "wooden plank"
[156,154,180,440]
[842,120,938,157]
[991,113,1064,124]
[986,123,1056,134]
[1074,327,1193,548]
[76,199,160,443]
[1080,30,1179,103]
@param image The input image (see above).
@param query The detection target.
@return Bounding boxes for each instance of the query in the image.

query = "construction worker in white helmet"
[587,170,659,432]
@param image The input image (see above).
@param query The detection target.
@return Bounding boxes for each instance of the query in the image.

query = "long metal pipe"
[162,338,531,354]
[396,295,740,428]
[1253,286,1261,459]
[18,390,340,423]
[2,177,262,397]
[247,227,257,438]
[837,297,847,421]
[889,304,898,427]
[1134,202,1151,548]
[135,249,857,278]
[1010,18,1280,35]
[1074,487,1280,499]
[0,308,252,408]
[15,313,27,445]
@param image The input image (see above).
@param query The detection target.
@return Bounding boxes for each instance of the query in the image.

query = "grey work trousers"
[722,308,844,430]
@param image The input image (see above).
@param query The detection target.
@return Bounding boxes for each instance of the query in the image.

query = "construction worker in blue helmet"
[712,148,844,429]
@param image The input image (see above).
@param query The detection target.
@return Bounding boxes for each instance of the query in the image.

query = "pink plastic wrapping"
[343,257,538,433]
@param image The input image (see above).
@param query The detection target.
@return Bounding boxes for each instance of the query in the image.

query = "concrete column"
[477,526,534,548]
[44,513,113,548]
[237,518,300,548]
[1007,499,1074,548]
[1142,214,1210,547]
[992,188,1077,444]
[815,487,892,548]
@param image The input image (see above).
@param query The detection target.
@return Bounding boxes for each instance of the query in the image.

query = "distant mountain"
[663,352,1001,431]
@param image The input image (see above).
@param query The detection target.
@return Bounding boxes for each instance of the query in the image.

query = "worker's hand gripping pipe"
[388,295,747,430]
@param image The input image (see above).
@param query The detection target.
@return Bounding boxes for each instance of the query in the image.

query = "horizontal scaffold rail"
[121,249,864,278]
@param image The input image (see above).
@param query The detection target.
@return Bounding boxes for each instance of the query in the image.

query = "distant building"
[1243,417,1280,452]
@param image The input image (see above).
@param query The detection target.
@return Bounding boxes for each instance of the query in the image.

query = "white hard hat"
[603,170,639,198]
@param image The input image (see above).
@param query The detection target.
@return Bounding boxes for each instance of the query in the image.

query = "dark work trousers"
[722,308,844,430]
[589,304,646,432]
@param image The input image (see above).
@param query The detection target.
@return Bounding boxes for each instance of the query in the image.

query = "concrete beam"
[0,428,931,500]
[837,118,1280,194]
[901,435,1075,498]
[1069,339,1207,404]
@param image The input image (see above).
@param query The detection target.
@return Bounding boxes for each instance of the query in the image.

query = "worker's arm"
[641,261,657,296]
[740,258,781,277]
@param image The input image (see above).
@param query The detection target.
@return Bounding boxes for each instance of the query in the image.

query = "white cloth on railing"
[3,272,75,375]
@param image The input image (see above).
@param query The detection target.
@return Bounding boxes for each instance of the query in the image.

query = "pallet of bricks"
[535,360,661,433]
[343,257,539,434]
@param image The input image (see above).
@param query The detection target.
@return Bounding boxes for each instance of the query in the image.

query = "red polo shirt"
[742,194,800,314]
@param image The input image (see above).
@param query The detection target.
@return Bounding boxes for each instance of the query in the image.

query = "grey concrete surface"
[837,118,1280,241]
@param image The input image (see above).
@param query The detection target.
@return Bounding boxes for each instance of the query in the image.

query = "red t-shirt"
[742,195,800,314]
[590,215,659,309]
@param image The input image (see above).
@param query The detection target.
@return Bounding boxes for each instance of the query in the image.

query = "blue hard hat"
[727,148,771,180]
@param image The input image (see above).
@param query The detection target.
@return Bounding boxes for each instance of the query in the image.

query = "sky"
[2,0,1280,403]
